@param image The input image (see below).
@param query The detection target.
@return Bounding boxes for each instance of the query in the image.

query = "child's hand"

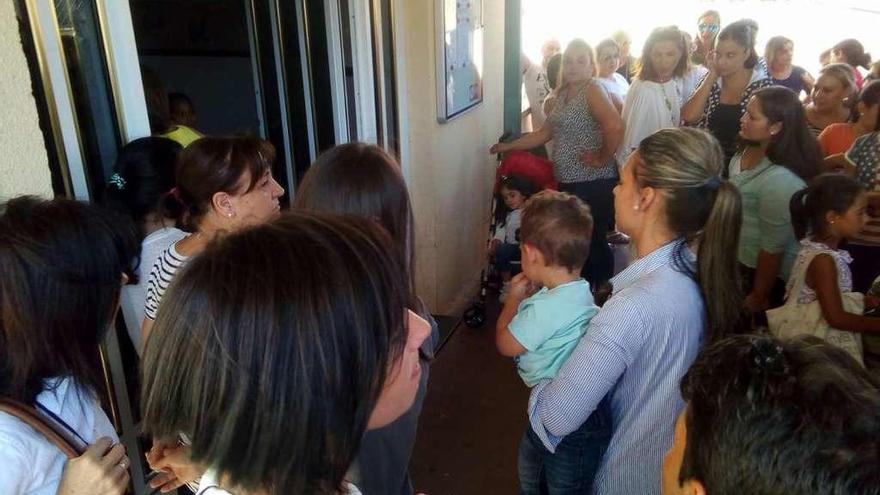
[508,273,537,302]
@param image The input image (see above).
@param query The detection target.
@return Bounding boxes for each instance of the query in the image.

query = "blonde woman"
[766,36,813,99]
[527,128,744,494]
[805,63,856,136]
[491,39,623,288]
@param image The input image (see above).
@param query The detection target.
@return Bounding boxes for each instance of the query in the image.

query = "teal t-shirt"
[508,279,598,387]
[730,158,806,282]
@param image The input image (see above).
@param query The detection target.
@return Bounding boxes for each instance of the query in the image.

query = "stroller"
[463,144,557,328]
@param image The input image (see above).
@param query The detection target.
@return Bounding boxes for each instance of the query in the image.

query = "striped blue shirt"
[528,240,705,494]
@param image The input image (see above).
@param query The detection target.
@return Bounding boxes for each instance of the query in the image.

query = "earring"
[228,212,234,218]
[633,204,640,211]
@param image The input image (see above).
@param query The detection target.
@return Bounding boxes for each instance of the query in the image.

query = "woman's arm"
[682,69,718,124]
[489,125,553,154]
[529,293,644,449]
[807,254,880,333]
[585,83,624,165]
[745,250,783,313]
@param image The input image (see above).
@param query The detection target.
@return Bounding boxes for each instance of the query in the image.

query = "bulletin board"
[435,0,484,123]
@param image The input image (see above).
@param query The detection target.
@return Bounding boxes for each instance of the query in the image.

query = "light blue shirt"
[528,240,705,495]
[509,279,598,387]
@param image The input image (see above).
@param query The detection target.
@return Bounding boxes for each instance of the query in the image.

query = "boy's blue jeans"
[517,396,612,495]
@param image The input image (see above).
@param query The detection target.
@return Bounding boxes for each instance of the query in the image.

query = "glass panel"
[54,0,122,199]
[129,0,264,138]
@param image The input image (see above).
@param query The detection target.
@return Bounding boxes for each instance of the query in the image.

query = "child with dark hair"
[782,174,880,358]
[105,136,185,351]
[495,190,608,494]
[663,334,880,495]
[491,173,539,296]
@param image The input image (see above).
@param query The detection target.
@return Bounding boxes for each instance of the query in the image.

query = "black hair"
[790,173,864,240]
[141,212,410,494]
[0,196,139,404]
[751,86,823,181]
[168,92,193,109]
[494,173,539,227]
[857,80,880,131]
[716,19,760,70]
[679,334,880,494]
[104,137,182,237]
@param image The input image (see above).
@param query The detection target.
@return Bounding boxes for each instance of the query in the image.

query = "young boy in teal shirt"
[495,190,599,386]
[496,190,609,493]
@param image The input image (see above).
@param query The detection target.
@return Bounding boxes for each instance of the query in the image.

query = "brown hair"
[164,135,275,230]
[595,39,620,60]
[141,212,410,494]
[519,190,593,272]
[0,197,138,403]
[636,26,691,81]
[635,128,745,342]
[293,143,415,299]
[832,38,872,70]
[556,39,597,94]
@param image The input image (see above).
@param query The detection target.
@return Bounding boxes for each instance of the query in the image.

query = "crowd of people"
[0,9,879,495]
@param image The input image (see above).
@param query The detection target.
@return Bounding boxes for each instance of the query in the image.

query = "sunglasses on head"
[699,23,719,33]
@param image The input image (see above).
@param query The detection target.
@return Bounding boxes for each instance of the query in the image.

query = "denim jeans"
[518,397,612,495]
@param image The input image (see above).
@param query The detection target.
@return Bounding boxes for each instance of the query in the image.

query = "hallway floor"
[412,301,529,495]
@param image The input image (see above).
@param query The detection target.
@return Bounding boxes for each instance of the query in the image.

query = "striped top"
[144,239,192,320]
[846,132,880,246]
[528,240,705,495]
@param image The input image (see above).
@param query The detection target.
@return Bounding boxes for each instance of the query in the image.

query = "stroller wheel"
[463,304,486,328]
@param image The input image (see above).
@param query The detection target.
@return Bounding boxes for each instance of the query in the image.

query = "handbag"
[0,398,83,459]
[767,250,865,365]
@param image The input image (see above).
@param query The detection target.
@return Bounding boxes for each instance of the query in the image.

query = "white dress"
[0,377,117,494]
[616,78,684,165]
[596,73,629,108]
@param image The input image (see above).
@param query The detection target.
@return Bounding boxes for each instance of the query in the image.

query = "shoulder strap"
[0,398,81,459]
[784,249,829,306]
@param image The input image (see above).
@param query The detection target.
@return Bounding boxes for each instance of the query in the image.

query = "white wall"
[0,1,53,199]
[396,0,504,314]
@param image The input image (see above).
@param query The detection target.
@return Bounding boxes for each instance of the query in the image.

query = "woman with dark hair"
[491,39,624,289]
[293,143,438,495]
[765,36,813,99]
[831,38,872,90]
[140,66,202,147]
[0,196,139,494]
[819,80,880,156]
[683,19,773,167]
[617,26,690,164]
[805,63,857,136]
[105,137,185,351]
[140,135,284,349]
[527,128,744,494]
[140,212,431,494]
[729,86,820,319]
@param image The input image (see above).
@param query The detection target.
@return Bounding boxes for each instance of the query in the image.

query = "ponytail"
[697,180,745,343]
[788,174,864,241]
[789,188,811,240]
[637,128,746,342]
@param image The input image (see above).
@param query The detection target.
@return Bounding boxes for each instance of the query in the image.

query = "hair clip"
[704,175,722,190]
[749,339,788,376]
[108,173,126,190]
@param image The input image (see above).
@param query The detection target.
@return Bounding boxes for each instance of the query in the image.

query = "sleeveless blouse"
[547,82,618,183]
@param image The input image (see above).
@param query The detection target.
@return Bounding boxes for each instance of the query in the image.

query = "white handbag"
[767,250,865,365]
